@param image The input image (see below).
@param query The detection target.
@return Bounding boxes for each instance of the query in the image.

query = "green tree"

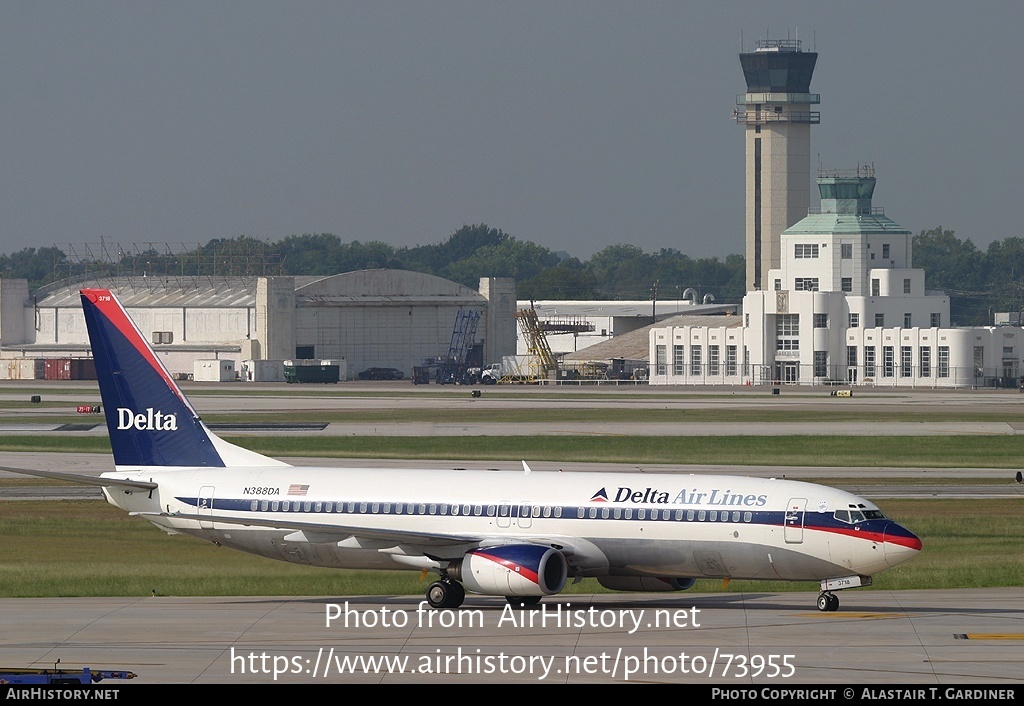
[913,227,987,325]
[0,246,68,286]
[519,261,599,299]
[442,239,558,288]
[404,224,508,273]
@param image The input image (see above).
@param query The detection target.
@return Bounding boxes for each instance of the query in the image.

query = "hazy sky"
[2,1,1021,262]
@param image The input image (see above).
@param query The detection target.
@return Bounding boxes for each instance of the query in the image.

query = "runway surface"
[2,589,1022,684]
[4,382,1024,437]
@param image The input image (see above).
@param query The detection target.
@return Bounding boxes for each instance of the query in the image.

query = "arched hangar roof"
[31,270,485,308]
[295,269,485,306]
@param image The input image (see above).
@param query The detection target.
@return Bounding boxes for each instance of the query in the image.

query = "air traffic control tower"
[735,39,819,292]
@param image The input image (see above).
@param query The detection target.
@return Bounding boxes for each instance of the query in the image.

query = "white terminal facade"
[650,40,1023,388]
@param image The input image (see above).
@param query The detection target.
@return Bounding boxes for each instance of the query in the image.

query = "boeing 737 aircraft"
[5,289,921,612]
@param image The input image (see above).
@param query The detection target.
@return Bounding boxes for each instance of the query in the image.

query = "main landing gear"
[426,579,465,609]
[817,592,840,612]
[424,578,546,610]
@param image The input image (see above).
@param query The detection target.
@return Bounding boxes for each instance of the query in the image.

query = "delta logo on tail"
[590,488,609,502]
[117,408,179,431]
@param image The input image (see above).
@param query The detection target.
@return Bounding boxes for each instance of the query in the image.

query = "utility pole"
[651,280,659,323]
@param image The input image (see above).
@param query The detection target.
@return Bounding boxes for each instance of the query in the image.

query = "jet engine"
[598,577,697,592]
[448,545,568,597]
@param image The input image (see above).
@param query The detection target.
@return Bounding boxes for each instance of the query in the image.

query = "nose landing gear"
[817,592,840,612]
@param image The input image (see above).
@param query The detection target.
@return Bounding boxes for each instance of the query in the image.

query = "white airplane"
[5,288,921,612]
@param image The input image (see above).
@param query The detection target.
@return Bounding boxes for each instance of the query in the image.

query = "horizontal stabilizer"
[0,466,158,491]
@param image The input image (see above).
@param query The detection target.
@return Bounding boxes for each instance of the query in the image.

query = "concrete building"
[650,43,1024,389]
[735,39,820,293]
[0,271,516,380]
[650,171,1010,387]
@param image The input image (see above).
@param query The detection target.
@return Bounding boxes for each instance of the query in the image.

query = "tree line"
[0,225,745,304]
[0,225,1020,324]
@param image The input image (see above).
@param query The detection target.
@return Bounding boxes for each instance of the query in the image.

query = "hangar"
[0,271,516,380]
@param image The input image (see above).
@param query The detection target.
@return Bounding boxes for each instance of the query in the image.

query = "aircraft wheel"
[827,593,840,611]
[817,593,830,612]
[427,580,465,609]
[506,595,541,607]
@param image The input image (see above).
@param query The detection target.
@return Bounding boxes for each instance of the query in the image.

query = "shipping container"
[240,359,286,382]
[0,359,45,380]
[283,361,340,384]
[193,359,236,382]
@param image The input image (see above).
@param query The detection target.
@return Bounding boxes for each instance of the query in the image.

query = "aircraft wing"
[132,510,484,546]
[133,509,609,573]
[0,466,158,491]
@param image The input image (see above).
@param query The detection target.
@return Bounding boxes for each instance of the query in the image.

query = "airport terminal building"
[649,40,1023,389]
[649,173,1022,388]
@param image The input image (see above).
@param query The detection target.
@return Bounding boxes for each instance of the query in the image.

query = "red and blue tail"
[81,289,287,470]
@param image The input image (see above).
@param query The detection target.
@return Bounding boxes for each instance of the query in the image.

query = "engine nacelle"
[449,545,568,597]
[598,576,697,592]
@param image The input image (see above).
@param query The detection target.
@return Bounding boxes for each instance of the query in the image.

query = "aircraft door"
[784,498,806,543]
[517,503,533,529]
[199,486,215,529]
[497,502,512,528]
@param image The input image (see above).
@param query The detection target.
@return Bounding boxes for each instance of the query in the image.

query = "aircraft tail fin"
[81,288,288,469]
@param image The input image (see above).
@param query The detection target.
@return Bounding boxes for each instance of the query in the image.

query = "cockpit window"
[835,507,886,524]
